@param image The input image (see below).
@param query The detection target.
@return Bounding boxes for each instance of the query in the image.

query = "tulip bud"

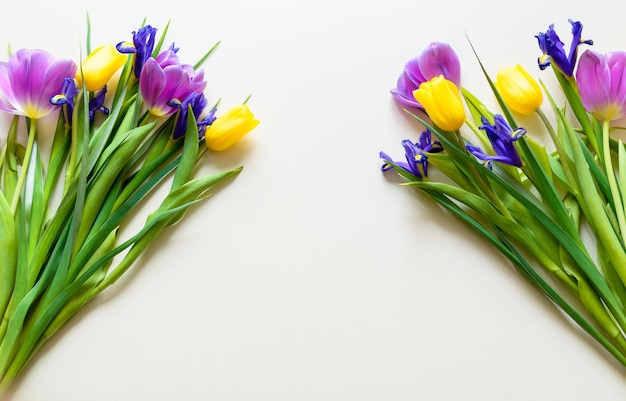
[413,75,465,132]
[205,104,259,151]
[76,44,127,92]
[495,65,543,115]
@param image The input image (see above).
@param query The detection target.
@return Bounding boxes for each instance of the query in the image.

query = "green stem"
[64,92,83,192]
[0,140,7,175]
[536,109,558,146]
[601,119,626,245]
[9,119,36,214]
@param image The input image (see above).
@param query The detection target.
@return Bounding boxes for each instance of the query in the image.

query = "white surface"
[3,0,626,399]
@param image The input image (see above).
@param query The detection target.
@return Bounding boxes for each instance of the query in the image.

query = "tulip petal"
[576,50,626,121]
[205,104,259,151]
[0,63,19,114]
[391,42,460,109]
[413,76,465,132]
[390,73,420,107]
[418,42,461,86]
[139,58,168,115]
[0,49,76,119]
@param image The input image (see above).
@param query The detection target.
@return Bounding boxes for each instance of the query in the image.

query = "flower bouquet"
[0,18,258,395]
[381,19,626,370]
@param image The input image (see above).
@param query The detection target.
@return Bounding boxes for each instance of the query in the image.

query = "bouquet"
[0,17,259,395]
[381,19,626,370]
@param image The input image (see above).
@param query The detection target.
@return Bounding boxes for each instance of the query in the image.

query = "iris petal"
[470,115,526,167]
[536,20,591,76]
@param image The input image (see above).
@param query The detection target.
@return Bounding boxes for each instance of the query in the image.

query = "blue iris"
[116,25,157,78]
[380,130,443,179]
[536,19,593,77]
[50,78,80,124]
[170,92,217,140]
[89,86,109,121]
[466,115,526,168]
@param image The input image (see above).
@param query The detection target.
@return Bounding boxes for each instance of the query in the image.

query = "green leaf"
[85,11,92,55]
[461,87,493,128]
[193,41,221,71]
[43,115,70,213]
[2,117,19,206]
[87,84,129,175]
[419,186,626,367]
[465,35,517,128]
[152,166,243,225]
[524,137,552,181]
[0,193,16,323]
[74,122,156,251]
[171,104,199,191]
[42,230,118,340]
[552,70,599,152]
[152,19,171,57]
[25,141,45,259]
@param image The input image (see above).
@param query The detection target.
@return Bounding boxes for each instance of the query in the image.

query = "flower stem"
[9,119,37,214]
[601,119,626,245]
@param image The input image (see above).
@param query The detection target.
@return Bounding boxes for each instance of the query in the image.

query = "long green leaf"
[171,104,200,191]
[0,193,16,325]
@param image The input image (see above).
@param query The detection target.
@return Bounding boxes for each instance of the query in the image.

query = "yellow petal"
[495,65,542,115]
[205,104,260,151]
[76,44,128,92]
[413,76,466,132]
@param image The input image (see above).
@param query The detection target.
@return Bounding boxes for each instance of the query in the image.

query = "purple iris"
[0,49,76,119]
[536,19,593,77]
[139,57,206,117]
[170,92,217,139]
[117,25,157,78]
[89,86,110,121]
[390,42,461,108]
[50,77,80,123]
[380,130,443,178]
[576,50,626,121]
[466,115,526,168]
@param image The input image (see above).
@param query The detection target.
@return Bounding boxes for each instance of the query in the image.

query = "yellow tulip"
[205,104,260,151]
[413,75,466,132]
[495,64,543,115]
[76,44,127,92]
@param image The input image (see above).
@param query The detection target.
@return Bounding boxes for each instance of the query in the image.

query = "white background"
[3,0,626,399]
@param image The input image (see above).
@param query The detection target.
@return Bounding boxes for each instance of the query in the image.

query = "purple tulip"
[466,115,526,168]
[139,58,206,117]
[0,49,76,119]
[576,50,626,121]
[390,42,461,108]
[155,43,181,68]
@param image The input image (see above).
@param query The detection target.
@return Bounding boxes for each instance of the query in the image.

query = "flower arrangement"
[381,19,626,370]
[0,18,258,395]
